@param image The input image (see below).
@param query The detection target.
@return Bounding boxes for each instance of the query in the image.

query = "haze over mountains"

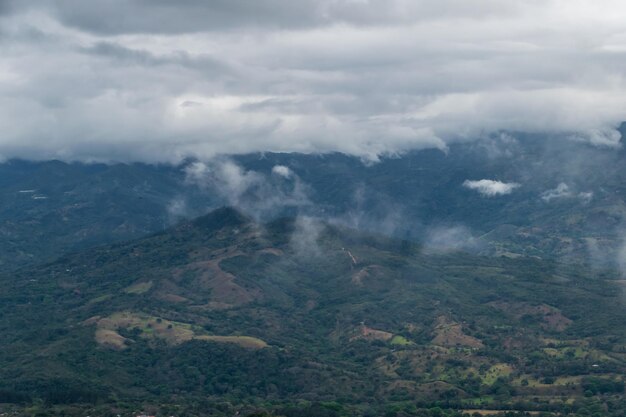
[3,1,626,416]
[3,133,626,271]
[3,140,626,416]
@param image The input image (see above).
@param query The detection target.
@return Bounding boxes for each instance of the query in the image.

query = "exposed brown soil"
[351,265,384,285]
[431,316,483,349]
[489,301,572,332]
[350,324,393,342]
[171,249,261,308]
[257,248,283,256]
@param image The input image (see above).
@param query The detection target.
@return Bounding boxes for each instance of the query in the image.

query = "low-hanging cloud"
[327,184,414,237]
[290,215,325,258]
[541,183,572,202]
[184,158,311,219]
[423,225,483,254]
[1,1,626,162]
[271,165,293,179]
[463,179,520,196]
[541,183,594,203]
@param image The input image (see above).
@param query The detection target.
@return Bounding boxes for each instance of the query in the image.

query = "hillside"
[0,160,224,270]
[1,208,625,416]
[4,136,626,274]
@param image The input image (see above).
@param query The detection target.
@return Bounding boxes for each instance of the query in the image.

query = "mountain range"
[3,135,626,271]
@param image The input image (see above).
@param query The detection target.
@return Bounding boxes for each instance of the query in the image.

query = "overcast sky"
[2,0,626,163]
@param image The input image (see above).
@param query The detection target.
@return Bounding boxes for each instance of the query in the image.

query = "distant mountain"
[0,207,624,416]
[4,135,626,273]
[0,160,222,270]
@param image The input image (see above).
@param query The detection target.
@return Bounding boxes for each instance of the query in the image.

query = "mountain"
[1,207,625,416]
[0,159,221,270]
[4,136,626,274]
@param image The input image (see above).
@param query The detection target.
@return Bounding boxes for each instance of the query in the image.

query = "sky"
[2,0,626,163]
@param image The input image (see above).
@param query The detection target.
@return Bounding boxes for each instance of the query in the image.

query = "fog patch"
[184,159,311,220]
[578,191,593,204]
[290,216,324,258]
[476,133,519,159]
[569,128,622,149]
[541,183,572,202]
[166,197,188,223]
[582,237,617,270]
[422,225,482,254]
[328,185,414,238]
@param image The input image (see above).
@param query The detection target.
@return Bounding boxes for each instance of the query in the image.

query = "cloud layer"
[2,1,626,162]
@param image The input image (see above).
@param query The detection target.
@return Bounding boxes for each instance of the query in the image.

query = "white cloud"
[271,165,292,178]
[541,182,572,202]
[463,179,520,196]
[1,2,626,162]
[541,183,594,203]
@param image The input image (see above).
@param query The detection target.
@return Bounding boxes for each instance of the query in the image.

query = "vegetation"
[0,207,624,415]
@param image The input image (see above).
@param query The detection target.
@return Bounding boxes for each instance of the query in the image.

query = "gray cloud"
[38,0,527,35]
[0,0,21,16]
[79,41,231,75]
[1,1,626,162]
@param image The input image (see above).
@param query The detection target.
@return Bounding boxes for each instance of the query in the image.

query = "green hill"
[0,208,625,416]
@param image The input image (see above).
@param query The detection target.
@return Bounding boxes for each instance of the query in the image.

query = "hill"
[0,159,225,270]
[4,136,626,274]
[0,208,625,416]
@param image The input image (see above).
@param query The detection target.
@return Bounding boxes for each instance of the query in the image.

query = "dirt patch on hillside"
[172,249,261,308]
[257,248,283,257]
[431,316,483,349]
[490,301,572,332]
[96,311,195,347]
[157,293,189,303]
[95,329,127,350]
[383,380,418,394]
[123,280,153,294]
[351,265,384,285]
[414,381,467,400]
[195,335,268,349]
[351,324,393,342]
[92,311,268,350]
